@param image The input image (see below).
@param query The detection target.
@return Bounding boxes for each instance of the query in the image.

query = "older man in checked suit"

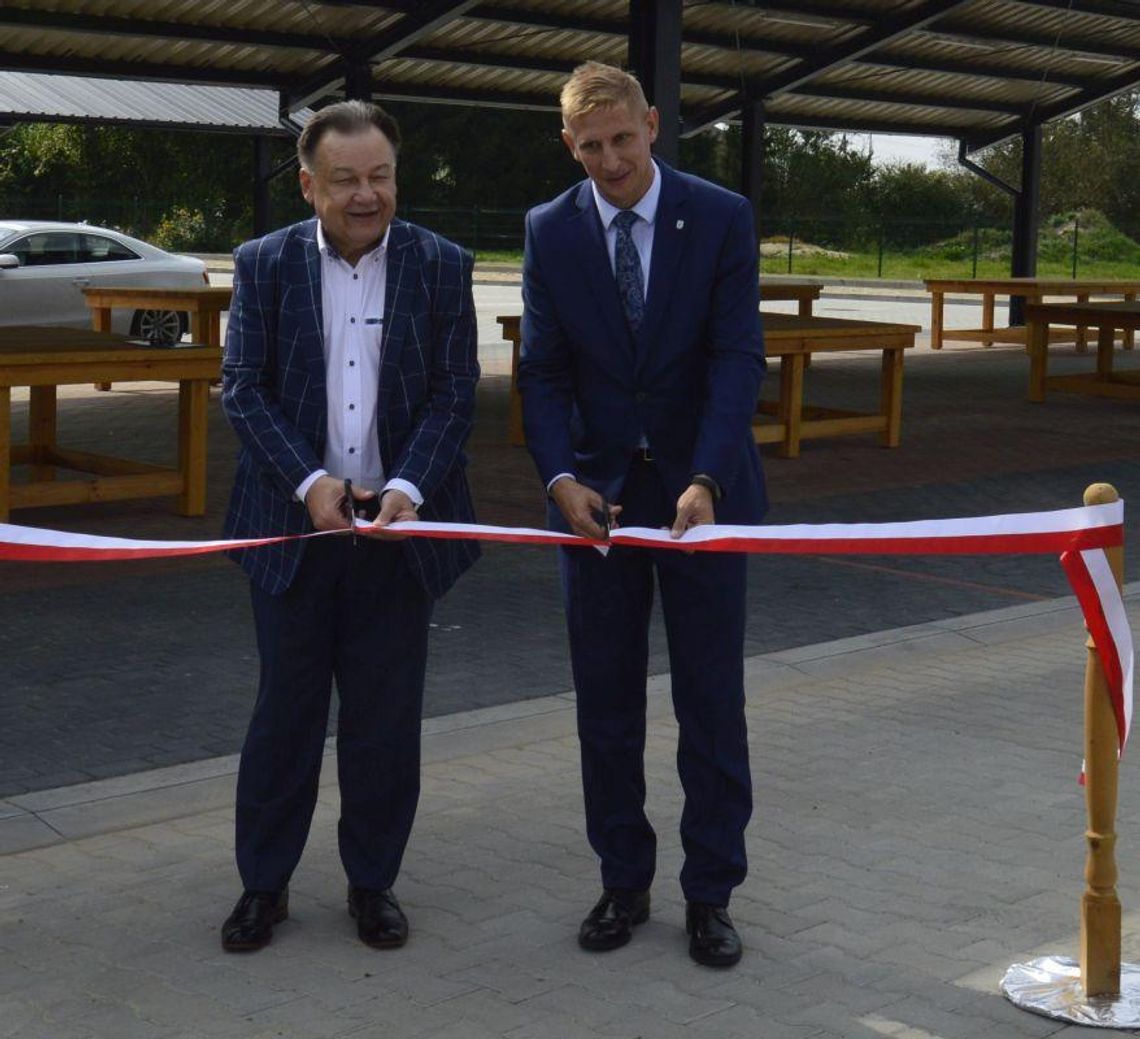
[219,100,479,953]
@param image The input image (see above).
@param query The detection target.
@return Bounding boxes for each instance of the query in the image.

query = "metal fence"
[3,196,1137,278]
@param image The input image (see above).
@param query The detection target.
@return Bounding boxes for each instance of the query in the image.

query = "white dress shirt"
[295,223,422,507]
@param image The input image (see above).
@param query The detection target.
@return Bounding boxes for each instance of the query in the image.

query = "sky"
[845,132,953,170]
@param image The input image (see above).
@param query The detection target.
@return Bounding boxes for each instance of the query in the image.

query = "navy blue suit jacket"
[221,217,480,598]
[518,163,767,527]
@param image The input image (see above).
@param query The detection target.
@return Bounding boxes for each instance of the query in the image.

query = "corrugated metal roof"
[0,71,309,132]
[0,0,1137,152]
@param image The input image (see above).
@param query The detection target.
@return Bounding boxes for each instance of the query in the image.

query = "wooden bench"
[496,312,918,458]
[924,277,1140,353]
[760,280,822,316]
[1026,300,1140,403]
[0,325,220,520]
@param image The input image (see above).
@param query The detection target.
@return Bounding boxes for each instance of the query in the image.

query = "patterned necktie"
[613,209,645,332]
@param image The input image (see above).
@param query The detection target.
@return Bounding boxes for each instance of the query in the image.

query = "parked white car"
[0,220,209,343]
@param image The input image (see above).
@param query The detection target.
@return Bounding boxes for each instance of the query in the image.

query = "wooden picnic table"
[84,283,231,390]
[496,312,918,457]
[1025,300,1140,403]
[924,277,1140,353]
[757,313,919,457]
[0,325,221,520]
[497,284,824,444]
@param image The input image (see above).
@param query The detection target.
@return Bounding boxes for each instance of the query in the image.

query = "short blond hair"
[560,61,649,125]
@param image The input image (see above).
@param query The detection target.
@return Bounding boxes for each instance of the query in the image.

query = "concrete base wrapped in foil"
[1002,956,1140,1028]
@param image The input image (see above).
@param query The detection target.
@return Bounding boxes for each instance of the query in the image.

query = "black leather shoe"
[578,888,650,951]
[686,902,742,967]
[221,888,288,952]
[347,886,408,948]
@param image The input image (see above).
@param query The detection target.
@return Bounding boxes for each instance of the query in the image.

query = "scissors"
[343,478,357,545]
[596,497,612,540]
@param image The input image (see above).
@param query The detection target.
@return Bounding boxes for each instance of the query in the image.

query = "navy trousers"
[236,535,432,893]
[558,457,753,906]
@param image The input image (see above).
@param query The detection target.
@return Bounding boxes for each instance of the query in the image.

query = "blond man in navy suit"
[519,62,767,967]
[220,101,479,952]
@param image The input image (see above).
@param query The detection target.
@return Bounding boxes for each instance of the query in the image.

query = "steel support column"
[253,135,271,237]
[628,0,681,166]
[1010,123,1042,325]
[741,98,765,233]
[343,59,373,101]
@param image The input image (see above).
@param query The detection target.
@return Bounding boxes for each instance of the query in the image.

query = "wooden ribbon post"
[1080,481,1124,998]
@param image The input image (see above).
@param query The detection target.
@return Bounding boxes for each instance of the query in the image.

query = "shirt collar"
[592,160,661,231]
[316,221,390,264]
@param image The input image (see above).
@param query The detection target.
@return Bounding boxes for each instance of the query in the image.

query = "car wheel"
[132,308,186,344]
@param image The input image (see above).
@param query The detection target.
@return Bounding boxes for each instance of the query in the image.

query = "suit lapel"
[570,182,634,360]
[295,221,326,383]
[379,220,415,409]
[636,164,689,370]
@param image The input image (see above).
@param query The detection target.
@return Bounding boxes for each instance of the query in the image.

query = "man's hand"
[305,474,355,531]
[370,488,418,539]
[671,483,715,539]
[550,478,621,540]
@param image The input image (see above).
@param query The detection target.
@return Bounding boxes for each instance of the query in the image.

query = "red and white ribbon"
[0,500,1131,751]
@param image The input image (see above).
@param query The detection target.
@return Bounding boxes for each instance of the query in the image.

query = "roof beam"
[464,5,817,60]
[683,0,975,134]
[395,45,744,91]
[789,82,1036,115]
[1013,0,1140,20]
[0,5,353,52]
[372,81,558,112]
[922,25,1140,63]
[753,110,988,139]
[861,53,1102,90]
[287,1,480,108]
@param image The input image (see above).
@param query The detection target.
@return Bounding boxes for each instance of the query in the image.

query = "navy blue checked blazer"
[221,217,480,599]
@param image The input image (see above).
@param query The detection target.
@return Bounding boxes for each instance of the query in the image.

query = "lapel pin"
[676,219,685,230]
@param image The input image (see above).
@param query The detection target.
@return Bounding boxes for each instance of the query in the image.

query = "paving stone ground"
[2,593,1138,1038]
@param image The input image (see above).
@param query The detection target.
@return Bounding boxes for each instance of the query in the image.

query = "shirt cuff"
[546,472,575,494]
[296,469,328,504]
[383,477,423,508]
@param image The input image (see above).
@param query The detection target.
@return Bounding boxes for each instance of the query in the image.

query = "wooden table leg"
[0,385,9,522]
[930,290,944,350]
[880,347,905,447]
[28,386,57,482]
[1096,323,1115,380]
[90,304,114,391]
[177,378,209,516]
[1076,293,1090,353]
[982,293,995,346]
[799,297,813,368]
[1125,295,1135,351]
[1027,316,1049,402]
[779,354,804,458]
[508,336,524,446]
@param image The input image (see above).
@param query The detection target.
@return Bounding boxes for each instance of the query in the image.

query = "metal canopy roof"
[0,71,307,134]
[1,0,1138,153]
